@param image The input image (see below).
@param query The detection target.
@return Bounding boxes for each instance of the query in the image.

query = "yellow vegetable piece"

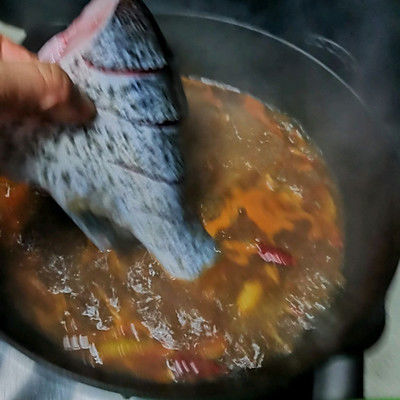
[237,280,263,315]
[265,265,280,284]
[197,335,227,359]
[98,338,169,361]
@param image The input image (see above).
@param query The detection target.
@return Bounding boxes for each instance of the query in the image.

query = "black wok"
[0,5,399,400]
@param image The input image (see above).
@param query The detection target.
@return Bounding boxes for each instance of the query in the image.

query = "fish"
[0,0,216,280]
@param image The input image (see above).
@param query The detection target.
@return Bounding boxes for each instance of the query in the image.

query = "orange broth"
[1,77,343,383]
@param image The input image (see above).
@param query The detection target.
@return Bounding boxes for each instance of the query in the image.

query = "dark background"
[150,0,400,140]
[1,0,399,134]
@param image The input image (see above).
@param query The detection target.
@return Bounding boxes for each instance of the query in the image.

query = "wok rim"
[0,11,393,399]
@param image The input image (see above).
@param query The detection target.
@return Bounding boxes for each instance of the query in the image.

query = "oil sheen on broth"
[2,77,343,383]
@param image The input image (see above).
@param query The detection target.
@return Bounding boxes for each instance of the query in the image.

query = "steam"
[148,0,400,215]
[147,0,399,134]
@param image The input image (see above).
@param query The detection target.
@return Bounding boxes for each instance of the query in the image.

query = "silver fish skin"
[0,0,216,280]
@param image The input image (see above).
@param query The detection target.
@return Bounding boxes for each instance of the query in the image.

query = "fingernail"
[40,93,59,111]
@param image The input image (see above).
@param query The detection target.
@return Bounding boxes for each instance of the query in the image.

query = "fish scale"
[82,0,168,71]
[63,56,182,124]
[0,0,216,280]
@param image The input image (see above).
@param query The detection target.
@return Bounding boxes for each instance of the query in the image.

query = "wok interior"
[0,14,398,398]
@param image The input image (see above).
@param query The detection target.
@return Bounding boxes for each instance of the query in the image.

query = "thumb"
[0,61,96,124]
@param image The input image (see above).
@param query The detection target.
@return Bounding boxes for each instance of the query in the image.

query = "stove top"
[0,336,363,400]
[0,341,123,400]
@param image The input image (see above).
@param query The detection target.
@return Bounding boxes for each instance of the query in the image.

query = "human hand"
[0,35,96,123]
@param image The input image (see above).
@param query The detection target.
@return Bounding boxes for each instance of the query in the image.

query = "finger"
[0,35,36,62]
[0,61,96,124]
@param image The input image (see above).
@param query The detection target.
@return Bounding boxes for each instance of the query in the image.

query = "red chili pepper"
[169,352,228,382]
[257,243,295,266]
